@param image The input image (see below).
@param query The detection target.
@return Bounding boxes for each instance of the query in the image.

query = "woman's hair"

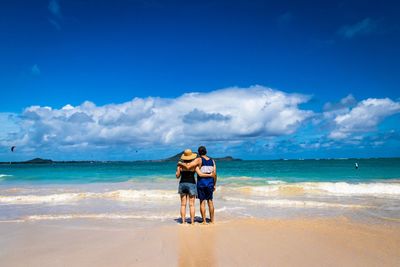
[198,146,207,156]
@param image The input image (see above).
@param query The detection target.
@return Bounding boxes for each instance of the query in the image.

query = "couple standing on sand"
[176,146,217,225]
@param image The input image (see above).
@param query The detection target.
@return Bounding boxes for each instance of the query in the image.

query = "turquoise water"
[1,158,399,184]
[1,158,399,223]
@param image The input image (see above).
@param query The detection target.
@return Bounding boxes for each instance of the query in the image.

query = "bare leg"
[180,194,187,224]
[200,200,207,224]
[207,200,215,223]
[189,195,195,224]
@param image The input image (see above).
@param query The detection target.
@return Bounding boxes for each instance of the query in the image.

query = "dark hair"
[198,146,207,156]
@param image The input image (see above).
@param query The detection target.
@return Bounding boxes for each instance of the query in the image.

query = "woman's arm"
[176,166,181,179]
[212,160,217,190]
[195,166,214,178]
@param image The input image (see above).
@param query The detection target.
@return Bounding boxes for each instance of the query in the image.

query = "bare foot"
[202,221,207,225]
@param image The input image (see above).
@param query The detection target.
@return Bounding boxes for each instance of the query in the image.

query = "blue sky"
[0,0,400,160]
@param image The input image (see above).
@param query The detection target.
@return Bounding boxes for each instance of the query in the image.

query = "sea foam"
[24,213,175,221]
[0,193,88,204]
[231,182,400,198]
[222,196,366,209]
[303,182,400,197]
[0,189,177,204]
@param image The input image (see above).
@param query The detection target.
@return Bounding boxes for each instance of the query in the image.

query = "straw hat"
[180,149,197,160]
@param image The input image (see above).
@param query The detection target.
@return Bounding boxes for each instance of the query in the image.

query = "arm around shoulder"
[213,160,217,188]
[176,166,181,179]
[195,166,214,178]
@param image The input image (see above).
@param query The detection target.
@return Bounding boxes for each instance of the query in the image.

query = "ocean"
[1,158,400,224]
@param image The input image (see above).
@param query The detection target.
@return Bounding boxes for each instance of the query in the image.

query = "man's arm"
[177,158,201,170]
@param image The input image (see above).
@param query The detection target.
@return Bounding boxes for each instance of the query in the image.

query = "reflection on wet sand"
[178,223,216,267]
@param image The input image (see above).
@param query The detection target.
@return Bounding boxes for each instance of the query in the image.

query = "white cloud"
[338,18,378,38]
[5,86,313,151]
[48,0,61,18]
[48,0,62,30]
[321,94,357,124]
[31,64,41,75]
[329,98,400,139]
[323,94,356,112]
[48,18,61,31]
[3,88,400,160]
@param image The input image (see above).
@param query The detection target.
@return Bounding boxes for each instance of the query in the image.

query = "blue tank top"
[197,157,214,187]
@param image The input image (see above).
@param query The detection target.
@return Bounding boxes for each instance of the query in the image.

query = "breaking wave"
[304,182,400,196]
[1,182,400,206]
[0,189,177,204]
[232,182,400,198]
[0,174,12,181]
[222,197,366,209]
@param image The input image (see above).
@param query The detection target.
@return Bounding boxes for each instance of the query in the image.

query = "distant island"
[143,152,242,162]
[0,153,241,164]
[24,158,53,164]
[0,158,54,164]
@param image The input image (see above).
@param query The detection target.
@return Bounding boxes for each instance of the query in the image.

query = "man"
[179,146,217,224]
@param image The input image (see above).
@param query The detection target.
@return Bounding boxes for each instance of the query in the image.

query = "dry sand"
[0,218,399,267]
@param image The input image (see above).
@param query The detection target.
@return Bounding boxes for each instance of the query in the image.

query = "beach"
[2,0,400,265]
[1,218,399,266]
[1,159,400,266]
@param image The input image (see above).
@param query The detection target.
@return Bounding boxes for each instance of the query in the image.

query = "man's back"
[200,156,214,174]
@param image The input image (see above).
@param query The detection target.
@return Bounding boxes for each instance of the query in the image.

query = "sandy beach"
[1,218,399,267]
[2,0,400,265]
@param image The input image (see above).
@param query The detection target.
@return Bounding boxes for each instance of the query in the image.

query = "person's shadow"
[173,216,210,224]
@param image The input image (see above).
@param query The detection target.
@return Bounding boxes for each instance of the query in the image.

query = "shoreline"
[2,180,400,224]
[1,217,399,266]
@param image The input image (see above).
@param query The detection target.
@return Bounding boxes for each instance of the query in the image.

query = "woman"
[176,149,214,224]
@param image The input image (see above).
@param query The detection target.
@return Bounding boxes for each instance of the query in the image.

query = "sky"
[0,0,400,160]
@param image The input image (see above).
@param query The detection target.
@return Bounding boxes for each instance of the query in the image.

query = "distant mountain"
[213,156,240,161]
[0,158,54,164]
[151,152,241,162]
[24,158,53,164]
[0,154,241,164]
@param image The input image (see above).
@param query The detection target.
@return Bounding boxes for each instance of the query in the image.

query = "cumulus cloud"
[320,94,357,125]
[31,64,41,76]
[48,0,62,30]
[323,94,356,112]
[6,86,313,151]
[328,98,400,139]
[2,87,400,159]
[183,109,231,124]
[338,18,378,38]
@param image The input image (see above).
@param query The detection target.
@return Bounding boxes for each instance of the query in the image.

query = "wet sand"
[1,218,399,267]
